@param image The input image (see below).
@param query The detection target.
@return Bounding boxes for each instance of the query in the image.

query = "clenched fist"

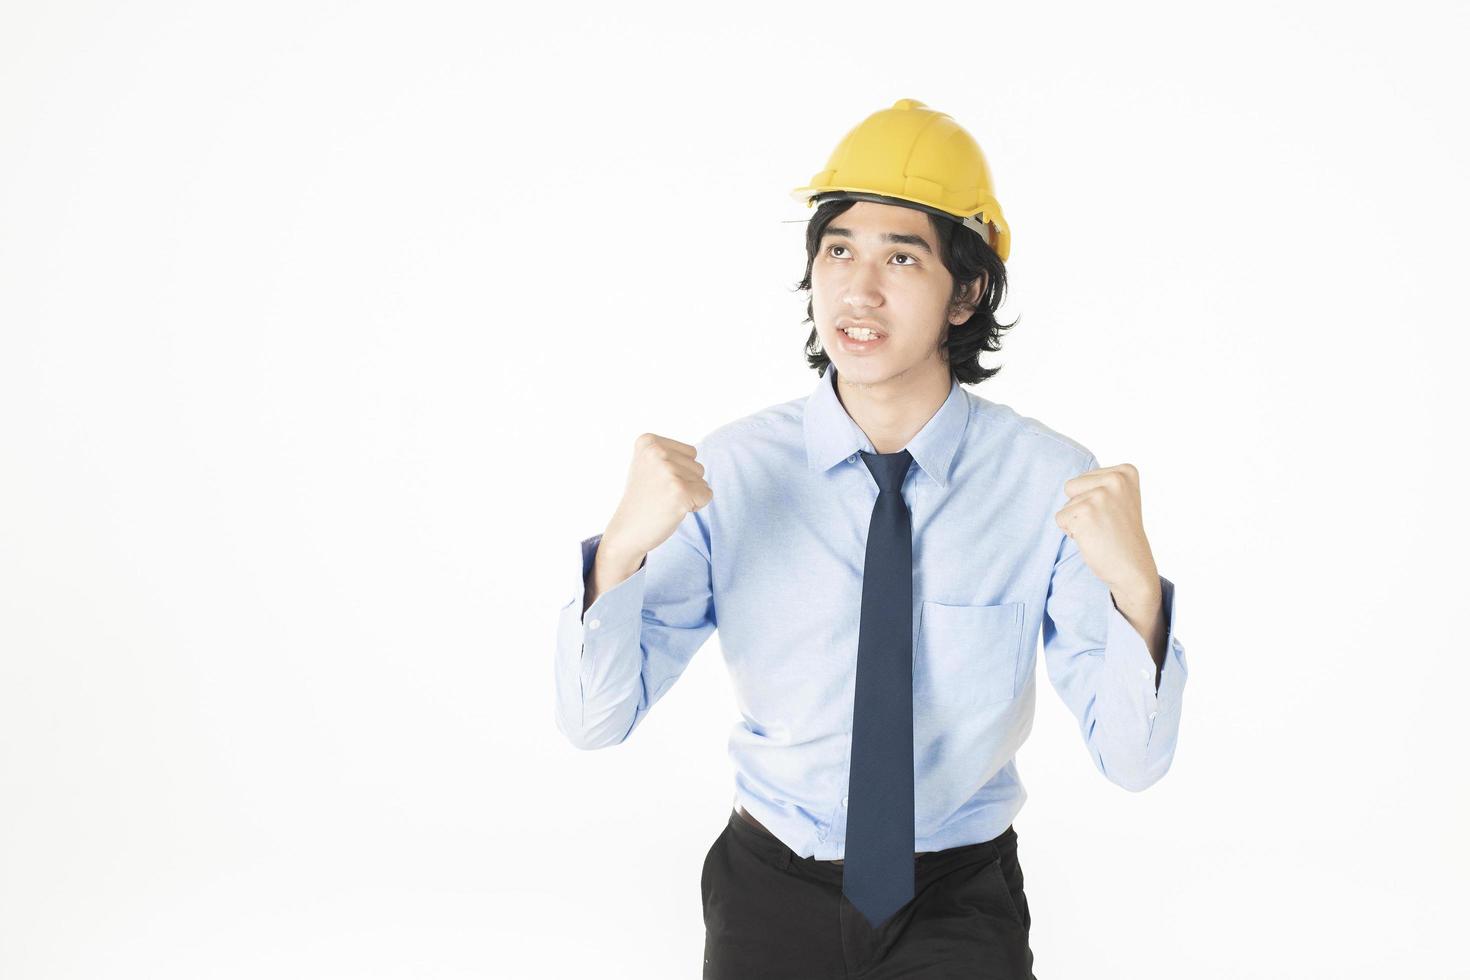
[1054,461,1158,597]
[600,433,712,567]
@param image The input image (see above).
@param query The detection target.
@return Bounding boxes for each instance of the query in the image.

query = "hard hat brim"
[789,187,1007,259]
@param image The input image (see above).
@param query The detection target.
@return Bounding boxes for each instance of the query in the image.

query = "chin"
[832,357,896,383]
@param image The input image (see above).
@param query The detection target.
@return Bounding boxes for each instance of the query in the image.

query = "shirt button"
[1140,667,1152,679]
[1148,711,1158,721]
[841,796,848,807]
[588,619,601,630]
[848,455,857,463]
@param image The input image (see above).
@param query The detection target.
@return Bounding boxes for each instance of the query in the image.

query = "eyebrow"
[821,226,934,256]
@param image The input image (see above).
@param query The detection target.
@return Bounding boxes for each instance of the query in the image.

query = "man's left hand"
[1054,462,1159,597]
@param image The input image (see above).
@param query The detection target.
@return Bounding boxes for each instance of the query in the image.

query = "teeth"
[843,327,879,340]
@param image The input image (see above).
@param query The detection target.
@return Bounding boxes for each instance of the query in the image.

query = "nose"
[841,262,883,312]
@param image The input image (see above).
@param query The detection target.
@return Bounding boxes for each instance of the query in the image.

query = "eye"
[825,244,918,265]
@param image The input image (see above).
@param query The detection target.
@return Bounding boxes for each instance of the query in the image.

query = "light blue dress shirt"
[555,366,1188,860]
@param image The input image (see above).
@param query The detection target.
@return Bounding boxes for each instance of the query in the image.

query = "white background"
[2,1,1466,977]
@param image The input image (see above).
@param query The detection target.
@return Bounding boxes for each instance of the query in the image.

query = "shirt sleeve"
[553,495,718,750]
[1040,455,1188,791]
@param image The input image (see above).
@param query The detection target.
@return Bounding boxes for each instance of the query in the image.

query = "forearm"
[584,540,647,617]
[1110,576,1167,674]
[558,535,653,750]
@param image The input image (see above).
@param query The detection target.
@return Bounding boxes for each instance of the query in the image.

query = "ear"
[949,272,987,323]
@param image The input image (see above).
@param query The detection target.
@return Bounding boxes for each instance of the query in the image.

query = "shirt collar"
[803,365,971,489]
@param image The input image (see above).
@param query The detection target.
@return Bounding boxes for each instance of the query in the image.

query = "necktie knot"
[860,449,914,496]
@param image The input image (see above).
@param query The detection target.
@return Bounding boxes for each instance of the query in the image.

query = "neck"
[833,363,952,454]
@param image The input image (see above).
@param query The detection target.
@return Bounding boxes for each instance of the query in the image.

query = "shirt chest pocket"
[915,600,1026,708]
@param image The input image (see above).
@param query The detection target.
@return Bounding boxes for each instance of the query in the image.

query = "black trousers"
[701,808,1036,979]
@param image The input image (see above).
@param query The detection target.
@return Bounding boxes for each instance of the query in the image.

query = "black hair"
[792,196,1019,384]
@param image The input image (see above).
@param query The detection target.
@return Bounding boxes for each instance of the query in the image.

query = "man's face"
[810,200,969,390]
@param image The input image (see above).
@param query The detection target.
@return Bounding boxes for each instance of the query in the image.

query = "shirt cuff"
[565,533,648,637]
[554,533,651,745]
[1103,573,1184,744]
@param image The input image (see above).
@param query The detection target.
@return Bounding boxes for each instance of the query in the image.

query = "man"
[555,99,1187,979]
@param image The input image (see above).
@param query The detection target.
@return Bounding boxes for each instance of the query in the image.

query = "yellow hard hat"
[791,98,1011,262]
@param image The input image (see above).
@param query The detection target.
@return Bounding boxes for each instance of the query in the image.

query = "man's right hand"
[585,433,711,616]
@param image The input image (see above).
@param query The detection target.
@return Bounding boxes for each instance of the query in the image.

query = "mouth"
[835,320,887,352]
[837,320,886,342]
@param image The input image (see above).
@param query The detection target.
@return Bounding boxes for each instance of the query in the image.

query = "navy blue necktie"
[842,448,916,930]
